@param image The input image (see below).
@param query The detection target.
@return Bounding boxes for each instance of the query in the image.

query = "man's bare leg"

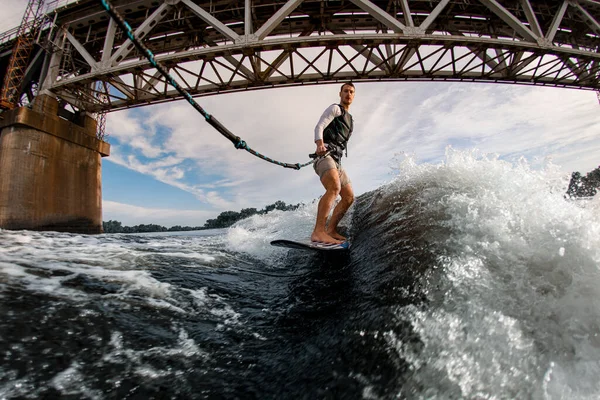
[311,169,343,244]
[327,183,354,241]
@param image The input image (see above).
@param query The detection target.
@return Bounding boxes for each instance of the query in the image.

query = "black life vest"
[323,104,353,162]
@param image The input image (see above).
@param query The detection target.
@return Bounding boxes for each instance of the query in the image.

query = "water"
[1,149,599,399]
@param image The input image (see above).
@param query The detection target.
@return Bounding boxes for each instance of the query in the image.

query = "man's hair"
[340,82,355,91]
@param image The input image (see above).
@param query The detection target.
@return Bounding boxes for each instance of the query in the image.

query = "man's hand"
[315,140,327,156]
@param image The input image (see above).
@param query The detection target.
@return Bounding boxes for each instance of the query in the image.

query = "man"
[311,82,355,244]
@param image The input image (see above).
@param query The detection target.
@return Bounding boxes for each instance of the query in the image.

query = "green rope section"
[98,0,317,170]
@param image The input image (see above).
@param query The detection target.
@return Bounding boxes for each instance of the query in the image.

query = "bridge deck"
[1,0,599,112]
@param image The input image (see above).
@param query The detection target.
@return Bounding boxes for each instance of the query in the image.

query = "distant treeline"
[102,200,301,233]
[566,166,600,198]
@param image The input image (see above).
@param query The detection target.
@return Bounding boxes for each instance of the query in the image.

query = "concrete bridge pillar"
[0,95,110,233]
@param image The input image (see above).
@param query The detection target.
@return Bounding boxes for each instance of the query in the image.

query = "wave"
[229,148,600,398]
[3,148,598,398]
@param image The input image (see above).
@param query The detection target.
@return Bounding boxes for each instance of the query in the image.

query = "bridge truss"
[9,0,600,112]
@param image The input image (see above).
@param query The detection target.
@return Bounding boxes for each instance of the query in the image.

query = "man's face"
[339,85,355,106]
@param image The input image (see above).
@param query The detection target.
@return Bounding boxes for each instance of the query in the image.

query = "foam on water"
[220,148,600,398]
[0,230,228,300]
[0,230,243,327]
[383,148,600,399]
[226,203,315,260]
[0,230,238,398]
[0,231,170,300]
[187,286,242,327]
[51,362,104,400]
[100,328,208,371]
[226,202,355,264]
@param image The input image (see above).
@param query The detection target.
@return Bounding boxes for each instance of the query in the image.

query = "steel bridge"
[1,0,599,233]
[1,0,600,114]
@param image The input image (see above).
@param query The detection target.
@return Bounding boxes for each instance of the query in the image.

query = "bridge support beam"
[0,95,110,233]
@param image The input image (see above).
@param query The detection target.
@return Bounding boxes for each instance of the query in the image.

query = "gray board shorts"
[313,155,351,187]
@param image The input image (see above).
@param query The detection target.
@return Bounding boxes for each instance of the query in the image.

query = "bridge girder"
[19,0,600,111]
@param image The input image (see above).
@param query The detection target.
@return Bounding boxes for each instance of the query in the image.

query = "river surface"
[1,150,600,399]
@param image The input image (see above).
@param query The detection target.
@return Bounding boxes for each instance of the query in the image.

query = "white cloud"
[103,200,214,227]
[107,151,181,176]
[106,150,234,208]
[105,85,345,209]
[428,84,600,172]
[103,81,600,224]
[106,110,164,158]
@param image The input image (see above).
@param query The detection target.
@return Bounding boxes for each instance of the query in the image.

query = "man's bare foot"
[311,231,343,244]
[327,230,347,241]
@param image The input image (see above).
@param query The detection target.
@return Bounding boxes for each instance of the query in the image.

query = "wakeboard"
[270,239,350,251]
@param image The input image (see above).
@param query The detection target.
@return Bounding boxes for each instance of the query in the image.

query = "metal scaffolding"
[0,0,46,110]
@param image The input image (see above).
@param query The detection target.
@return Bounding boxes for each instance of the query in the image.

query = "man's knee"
[343,191,355,206]
[348,193,355,205]
[322,170,341,195]
[326,184,341,197]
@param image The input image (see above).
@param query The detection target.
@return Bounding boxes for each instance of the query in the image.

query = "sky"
[3,2,600,227]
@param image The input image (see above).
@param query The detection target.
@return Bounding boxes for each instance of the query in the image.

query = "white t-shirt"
[314,104,343,142]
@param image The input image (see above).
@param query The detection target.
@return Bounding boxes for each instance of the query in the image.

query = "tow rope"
[98,0,318,170]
